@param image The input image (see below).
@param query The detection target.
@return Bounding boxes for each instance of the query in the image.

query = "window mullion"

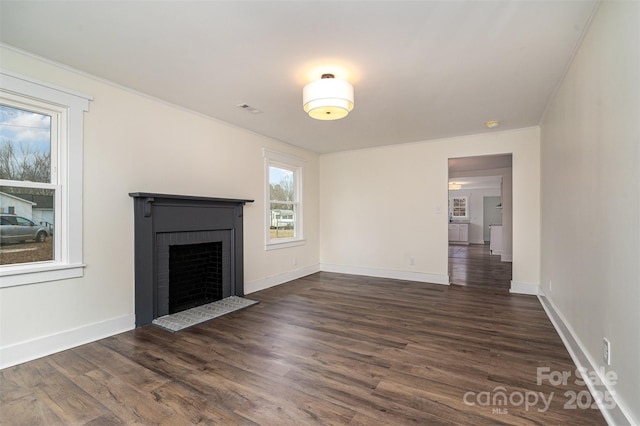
[0,179,58,190]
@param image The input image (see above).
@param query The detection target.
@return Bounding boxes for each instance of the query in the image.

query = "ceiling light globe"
[303,76,354,121]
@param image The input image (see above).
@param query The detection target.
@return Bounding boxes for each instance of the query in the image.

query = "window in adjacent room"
[263,149,304,249]
[0,71,90,287]
[450,196,468,219]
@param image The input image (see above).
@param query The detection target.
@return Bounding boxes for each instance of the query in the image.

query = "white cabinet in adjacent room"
[459,224,468,242]
[490,225,503,255]
[448,224,458,241]
[448,223,469,244]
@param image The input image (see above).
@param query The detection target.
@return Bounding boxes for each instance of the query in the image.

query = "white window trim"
[263,148,305,250]
[0,70,91,288]
[450,195,469,219]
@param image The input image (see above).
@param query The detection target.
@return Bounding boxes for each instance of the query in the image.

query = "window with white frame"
[1,99,57,264]
[263,149,304,249]
[0,71,90,287]
[449,196,468,219]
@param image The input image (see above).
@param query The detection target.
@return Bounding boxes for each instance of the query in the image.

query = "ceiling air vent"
[236,103,262,114]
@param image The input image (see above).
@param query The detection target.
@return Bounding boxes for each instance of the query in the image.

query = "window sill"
[265,239,306,251]
[0,263,85,288]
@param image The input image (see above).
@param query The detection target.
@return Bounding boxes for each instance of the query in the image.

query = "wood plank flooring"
[1,268,605,424]
[449,244,512,289]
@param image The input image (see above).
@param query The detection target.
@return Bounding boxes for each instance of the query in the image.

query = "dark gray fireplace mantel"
[129,193,253,327]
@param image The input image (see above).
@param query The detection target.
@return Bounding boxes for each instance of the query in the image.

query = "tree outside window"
[0,71,89,287]
[264,149,304,248]
[269,165,296,240]
[0,103,56,265]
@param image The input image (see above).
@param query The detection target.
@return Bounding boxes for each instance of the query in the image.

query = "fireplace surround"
[130,193,253,327]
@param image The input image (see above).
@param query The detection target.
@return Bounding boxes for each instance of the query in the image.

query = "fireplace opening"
[169,242,223,314]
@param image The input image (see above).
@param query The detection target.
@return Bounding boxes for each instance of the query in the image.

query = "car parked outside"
[0,214,49,244]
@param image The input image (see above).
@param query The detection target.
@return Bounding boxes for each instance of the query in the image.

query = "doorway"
[448,154,512,288]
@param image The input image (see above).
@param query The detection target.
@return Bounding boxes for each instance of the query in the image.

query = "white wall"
[0,46,320,367]
[319,127,540,289]
[539,2,639,424]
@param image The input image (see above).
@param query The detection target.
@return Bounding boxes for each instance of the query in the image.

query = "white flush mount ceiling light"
[485,120,500,129]
[449,183,462,190]
[303,74,354,120]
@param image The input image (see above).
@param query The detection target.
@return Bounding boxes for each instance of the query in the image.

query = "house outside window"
[0,71,90,287]
[1,102,57,265]
[263,149,305,249]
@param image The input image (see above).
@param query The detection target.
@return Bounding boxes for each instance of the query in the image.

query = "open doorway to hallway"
[448,154,513,288]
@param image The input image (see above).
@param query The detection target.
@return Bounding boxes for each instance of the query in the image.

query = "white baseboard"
[320,263,450,285]
[509,280,539,295]
[244,265,320,294]
[538,293,635,426]
[501,254,513,262]
[0,314,135,369]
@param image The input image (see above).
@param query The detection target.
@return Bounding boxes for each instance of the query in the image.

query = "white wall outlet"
[603,338,611,365]
[409,257,415,266]
[435,206,442,214]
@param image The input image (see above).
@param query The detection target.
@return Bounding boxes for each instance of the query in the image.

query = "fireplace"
[130,193,253,327]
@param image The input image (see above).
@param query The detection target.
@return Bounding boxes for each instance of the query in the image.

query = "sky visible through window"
[0,104,51,157]
[269,166,291,187]
[1,104,55,264]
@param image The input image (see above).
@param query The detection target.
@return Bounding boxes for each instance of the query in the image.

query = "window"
[263,149,304,249]
[0,71,90,287]
[1,101,57,265]
[450,196,468,219]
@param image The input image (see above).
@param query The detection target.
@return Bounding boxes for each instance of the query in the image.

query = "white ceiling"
[0,1,597,154]
[449,153,512,174]
[449,154,512,190]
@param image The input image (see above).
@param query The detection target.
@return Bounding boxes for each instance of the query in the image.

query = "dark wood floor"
[1,266,605,424]
[449,243,512,289]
